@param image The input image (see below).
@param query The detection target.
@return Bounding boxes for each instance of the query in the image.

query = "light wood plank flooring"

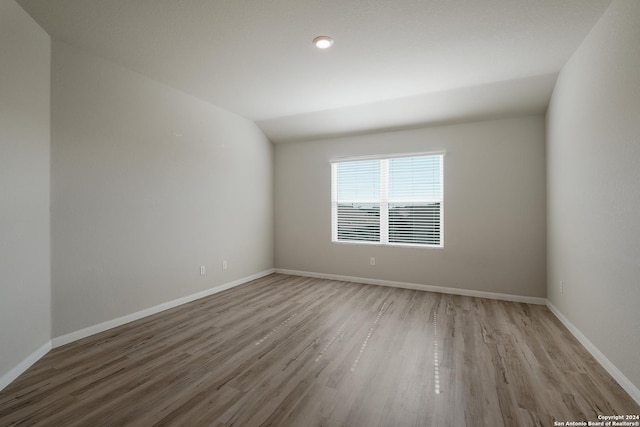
[0,274,638,426]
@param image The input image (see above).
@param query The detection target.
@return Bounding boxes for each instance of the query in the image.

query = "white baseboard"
[274,269,547,305]
[546,301,640,406]
[52,269,275,348]
[0,341,51,392]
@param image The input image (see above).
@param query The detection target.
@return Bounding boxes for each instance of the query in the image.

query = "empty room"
[1,0,639,425]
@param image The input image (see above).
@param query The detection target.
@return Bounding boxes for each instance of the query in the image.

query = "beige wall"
[0,0,51,379]
[275,116,546,297]
[51,41,274,337]
[547,0,640,391]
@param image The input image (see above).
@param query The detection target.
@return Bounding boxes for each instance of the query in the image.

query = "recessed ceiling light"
[313,36,334,49]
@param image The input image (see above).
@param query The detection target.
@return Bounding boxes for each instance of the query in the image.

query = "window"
[331,153,443,247]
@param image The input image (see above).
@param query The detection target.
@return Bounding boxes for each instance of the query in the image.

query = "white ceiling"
[17,0,612,143]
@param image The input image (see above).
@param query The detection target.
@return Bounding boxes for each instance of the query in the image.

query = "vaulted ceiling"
[17,0,612,142]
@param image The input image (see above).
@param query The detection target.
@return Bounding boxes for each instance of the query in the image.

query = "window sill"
[331,240,444,250]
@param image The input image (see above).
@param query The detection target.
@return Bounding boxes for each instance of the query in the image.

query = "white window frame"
[331,152,444,248]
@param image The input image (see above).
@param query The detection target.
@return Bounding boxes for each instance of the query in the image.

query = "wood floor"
[0,274,637,426]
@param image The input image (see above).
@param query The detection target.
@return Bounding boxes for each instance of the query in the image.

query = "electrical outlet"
[200,266,205,275]
[222,260,228,270]
[370,257,376,266]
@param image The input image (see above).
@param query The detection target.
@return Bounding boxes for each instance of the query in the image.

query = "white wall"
[275,116,546,298]
[547,0,640,392]
[0,0,51,381]
[51,41,274,337]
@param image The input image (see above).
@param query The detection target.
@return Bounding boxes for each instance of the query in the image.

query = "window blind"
[331,154,443,247]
